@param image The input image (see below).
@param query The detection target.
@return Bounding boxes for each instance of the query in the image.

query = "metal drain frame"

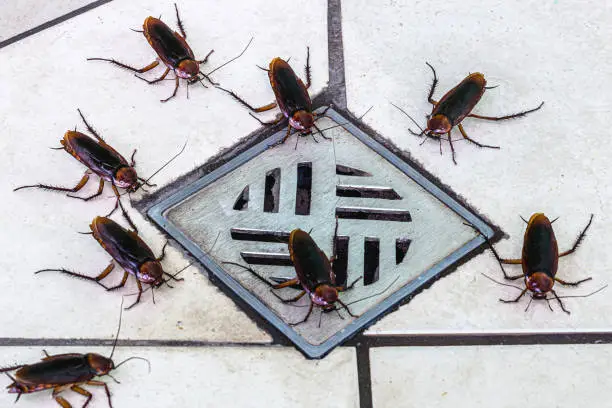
[147,107,494,359]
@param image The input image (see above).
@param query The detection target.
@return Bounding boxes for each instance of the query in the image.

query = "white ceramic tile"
[371,345,612,408]
[342,0,612,333]
[0,0,93,42]
[0,346,358,407]
[0,0,326,341]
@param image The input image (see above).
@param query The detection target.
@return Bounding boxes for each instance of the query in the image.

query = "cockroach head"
[427,114,452,135]
[115,166,138,190]
[86,353,114,376]
[526,272,554,299]
[138,261,164,285]
[290,110,315,133]
[176,59,200,79]
[312,284,339,307]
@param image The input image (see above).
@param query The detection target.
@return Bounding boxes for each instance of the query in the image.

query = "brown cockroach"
[392,63,544,164]
[88,4,252,102]
[13,109,185,233]
[36,216,185,310]
[0,300,149,407]
[216,47,331,145]
[474,213,604,314]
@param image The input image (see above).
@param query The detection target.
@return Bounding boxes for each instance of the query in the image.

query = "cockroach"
[88,4,252,102]
[36,216,185,310]
[0,300,149,408]
[474,213,599,314]
[225,221,360,326]
[392,63,544,164]
[217,47,331,145]
[13,109,185,233]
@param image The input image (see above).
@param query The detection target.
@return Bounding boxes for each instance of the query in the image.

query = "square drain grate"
[148,107,494,358]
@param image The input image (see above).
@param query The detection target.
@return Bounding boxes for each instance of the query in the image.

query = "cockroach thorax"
[138,261,164,285]
[115,166,138,189]
[526,272,554,298]
[427,114,452,134]
[312,284,339,307]
[86,353,114,376]
[290,110,314,133]
[176,59,199,79]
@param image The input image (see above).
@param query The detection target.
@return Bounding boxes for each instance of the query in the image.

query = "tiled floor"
[0,0,611,407]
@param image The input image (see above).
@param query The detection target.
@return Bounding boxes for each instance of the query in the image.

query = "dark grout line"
[0,338,273,348]
[0,0,113,50]
[327,0,347,108]
[360,332,612,347]
[355,343,373,408]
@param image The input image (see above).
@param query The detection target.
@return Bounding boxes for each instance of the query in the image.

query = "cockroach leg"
[130,149,137,167]
[559,214,594,257]
[174,3,187,39]
[161,75,180,102]
[271,290,307,303]
[447,129,457,165]
[163,271,184,282]
[54,395,72,408]
[425,62,438,105]
[312,124,331,141]
[86,380,113,408]
[35,263,114,290]
[248,112,284,126]
[70,385,92,406]
[87,58,159,74]
[468,101,544,121]
[457,123,499,149]
[198,49,214,65]
[290,302,314,326]
[106,271,130,292]
[550,289,570,314]
[272,277,300,290]
[336,299,357,317]
[125,281,144,310]
[136,67,170,84]
[343,277,361,291]
[77,108,104,142]
[500,258,522,265]
[14,171,90,194]
[215,86,277,112]
[111,184,138,233]
[555,277,592,286]
[256,64,269,72]
[499,287,528,303]
[157,241,168,262]
[68,178,105,201]
[304,46,311,89]
[278,124,293,144]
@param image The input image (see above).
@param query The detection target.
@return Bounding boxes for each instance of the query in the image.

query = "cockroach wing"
[522,215,559,278]
[289,230,334,292]
[144,17,195,69]
[93,217,157,273]
[269,59,312,118]
[432,73,486,126]
[64,132,129,180]
[15,355,94,386]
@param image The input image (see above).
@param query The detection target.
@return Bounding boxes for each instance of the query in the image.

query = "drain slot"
[395,238,411,264]
[336,206,411,222]
[233,186,250,210]
[336,164,372,177]
[332,236,350,287]
[336,185,401,200]
[231,228,290,243]
[241,252,293,266]
[264,168,281,213]
[295,162,312,215]
[363,238,380,285]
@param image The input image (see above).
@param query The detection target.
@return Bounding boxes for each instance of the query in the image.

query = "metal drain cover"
[148,107,493,358]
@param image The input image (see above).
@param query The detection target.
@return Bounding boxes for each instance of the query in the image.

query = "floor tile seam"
[0,0,114,49]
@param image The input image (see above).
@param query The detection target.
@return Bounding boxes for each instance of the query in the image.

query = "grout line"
[359,332,612,347]
[0,0,113,50]
[0,338,273,348]
[355,343,373,408]
[327,0,347,108]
